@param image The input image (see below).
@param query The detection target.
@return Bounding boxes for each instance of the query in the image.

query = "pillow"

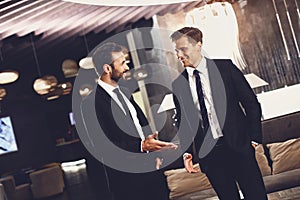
[267,137,300,174]
[255,144,271,176]
[164,164,211,199]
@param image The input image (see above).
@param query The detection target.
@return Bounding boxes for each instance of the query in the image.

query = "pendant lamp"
[30,35,58,95]
[0,47,19,84]
[79,33,94,69]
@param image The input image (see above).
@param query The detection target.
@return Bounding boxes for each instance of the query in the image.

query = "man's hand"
[155,157,163,170]
[142,132,178,152]
[251,141,258,149]
[183,153,200,173]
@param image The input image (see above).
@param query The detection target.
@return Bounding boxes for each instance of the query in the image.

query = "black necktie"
[193,69,210,133]
[113,88,132,118]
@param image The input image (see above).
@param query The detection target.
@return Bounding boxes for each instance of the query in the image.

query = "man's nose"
[176,51,183,58]
[124,63,130,70]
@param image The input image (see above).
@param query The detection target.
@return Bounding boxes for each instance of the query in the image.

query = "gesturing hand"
[183,153,200,173]
[142,132,178,152]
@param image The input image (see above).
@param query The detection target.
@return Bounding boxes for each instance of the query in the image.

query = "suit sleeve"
[172,82,194,157]
[229,61,263,143]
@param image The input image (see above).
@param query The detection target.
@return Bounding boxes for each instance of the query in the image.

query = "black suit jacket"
[94,85,152,153]
[80,84,166,197]
[172,58,262,170]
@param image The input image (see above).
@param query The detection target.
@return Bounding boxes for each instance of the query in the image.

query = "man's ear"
[103,64,112,74]
[197,41,202,48]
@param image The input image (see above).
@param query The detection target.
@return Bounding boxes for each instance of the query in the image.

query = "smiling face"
[174,36,202,68]
[110,51,129,82]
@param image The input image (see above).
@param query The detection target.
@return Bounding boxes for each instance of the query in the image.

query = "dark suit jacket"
[172,58,262,171]
[80,84,167,199]
[94,85,152,153]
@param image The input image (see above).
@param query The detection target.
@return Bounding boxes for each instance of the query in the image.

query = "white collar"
[98,79,118,95]
[186,57,207,77]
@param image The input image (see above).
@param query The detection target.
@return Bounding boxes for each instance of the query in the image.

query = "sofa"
[164,111,300,200]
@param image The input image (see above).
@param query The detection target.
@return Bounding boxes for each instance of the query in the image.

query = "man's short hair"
[92,42,128,75]
[170,27,203,44]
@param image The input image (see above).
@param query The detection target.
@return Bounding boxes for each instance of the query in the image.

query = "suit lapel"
[96,85,139,137]
[206,59,227,131]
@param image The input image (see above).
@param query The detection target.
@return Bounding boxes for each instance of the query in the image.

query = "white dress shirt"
[186,57,223,139]
[98,80,146,151]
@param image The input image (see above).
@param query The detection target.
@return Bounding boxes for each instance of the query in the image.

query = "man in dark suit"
[82,42,177,200]
[170,27,267,200]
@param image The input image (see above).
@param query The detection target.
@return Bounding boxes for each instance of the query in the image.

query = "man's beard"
[111,74,121,83]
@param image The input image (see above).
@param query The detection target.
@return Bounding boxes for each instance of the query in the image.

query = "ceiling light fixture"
[79,32,94,69]
[30,35,58,95]
[63,0,197,6]
[0,47,19,84]
[62,59,78,78]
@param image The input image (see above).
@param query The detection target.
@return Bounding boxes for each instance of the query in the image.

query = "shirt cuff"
[141,140,149,153]
[183,153,190,160]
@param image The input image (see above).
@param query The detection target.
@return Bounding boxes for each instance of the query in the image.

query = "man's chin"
[111,76,121,83]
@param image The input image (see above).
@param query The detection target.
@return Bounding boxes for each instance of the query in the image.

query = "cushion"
[255,144,271,176]
[164,164,211,199]
[267,137,300,174]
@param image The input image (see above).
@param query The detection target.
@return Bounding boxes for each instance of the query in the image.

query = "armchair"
[29,165,64,199]
[0,175,32,200]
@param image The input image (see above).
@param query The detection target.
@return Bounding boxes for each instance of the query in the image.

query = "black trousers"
[109,169,169,200]
[201,141,268,200]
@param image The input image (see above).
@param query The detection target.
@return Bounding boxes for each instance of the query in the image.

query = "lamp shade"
[0,87,6,100]
[62,59,78,78]
[0,70,19,84]
[33,75,58,95]
[79,84,93,97]
[79,57,94,69]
